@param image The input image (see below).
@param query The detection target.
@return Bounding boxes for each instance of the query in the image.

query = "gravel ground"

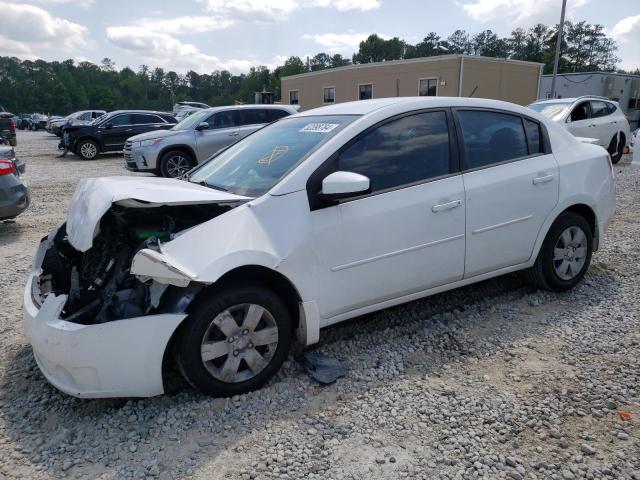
[0,130,638,480]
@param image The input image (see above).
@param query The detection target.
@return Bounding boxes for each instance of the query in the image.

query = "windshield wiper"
[191,179,229,192]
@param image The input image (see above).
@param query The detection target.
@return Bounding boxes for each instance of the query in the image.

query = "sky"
[1,0,639,73]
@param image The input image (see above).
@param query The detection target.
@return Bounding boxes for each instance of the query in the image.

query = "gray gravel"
[0,130,638,480]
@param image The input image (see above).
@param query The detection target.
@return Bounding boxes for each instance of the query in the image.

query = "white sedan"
[24,97,616,398]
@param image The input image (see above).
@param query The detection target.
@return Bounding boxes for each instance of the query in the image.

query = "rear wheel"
[525,212,593,291]
[176,283,292,396]
[608,133,625,164]
[76,139,99,160]
[159,150,195,178]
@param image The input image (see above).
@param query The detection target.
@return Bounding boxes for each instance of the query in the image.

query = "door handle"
[229,132,239,137]
[533,174,554,185]
[432,199,462,213]
[588,124,596,128]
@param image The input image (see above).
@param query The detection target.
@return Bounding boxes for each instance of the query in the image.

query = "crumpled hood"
[66,176,250,252]
[128,129,180,143]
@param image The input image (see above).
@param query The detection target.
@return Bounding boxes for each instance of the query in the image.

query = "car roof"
[293,97,540,117]
[107,110,173,115]
[200,104,296,113]
[531,96,617,105]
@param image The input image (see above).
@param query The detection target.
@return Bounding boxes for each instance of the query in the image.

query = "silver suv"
[125,105,297,178]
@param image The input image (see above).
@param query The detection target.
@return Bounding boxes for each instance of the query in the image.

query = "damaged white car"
[24,97,616,398]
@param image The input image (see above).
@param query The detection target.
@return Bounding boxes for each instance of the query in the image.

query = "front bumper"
[22,238,186,398]
[124,143,159,173]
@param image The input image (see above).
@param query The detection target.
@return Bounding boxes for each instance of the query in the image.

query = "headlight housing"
[134,138,163,148]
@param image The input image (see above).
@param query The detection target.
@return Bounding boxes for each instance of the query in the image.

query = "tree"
[353,34,406,64]
[100,58,116,72]
[446,30,472,54]
[472,30,509,58]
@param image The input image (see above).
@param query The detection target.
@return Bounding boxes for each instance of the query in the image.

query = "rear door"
[455,109,559,277]
[132,114,169,137]
[589,100,616,147]
[195,110,240,159]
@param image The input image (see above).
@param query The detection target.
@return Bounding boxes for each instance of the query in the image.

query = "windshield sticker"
[258,146,289,165]
[299,123,340,133]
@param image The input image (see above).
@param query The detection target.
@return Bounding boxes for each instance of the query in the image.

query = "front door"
[310,110,466,320]
[455,109,559,278]
[100,113,134,151]
[195,110,240,160]
[565,101,593,139]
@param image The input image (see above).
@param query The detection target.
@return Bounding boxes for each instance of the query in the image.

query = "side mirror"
[321,171,370,201]
[195,122,209,131]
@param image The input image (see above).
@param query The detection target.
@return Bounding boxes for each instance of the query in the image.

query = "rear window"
[239,109,270,126]
[457,110,528,169]
[134,114,163,125]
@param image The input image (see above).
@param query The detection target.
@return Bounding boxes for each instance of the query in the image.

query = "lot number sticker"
[300,123,340,133]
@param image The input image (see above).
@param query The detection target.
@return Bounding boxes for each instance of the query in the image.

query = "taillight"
[0,159,16,176]
[9,119,15,132]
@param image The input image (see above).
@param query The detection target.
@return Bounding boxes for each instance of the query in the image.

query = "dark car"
[0,139,29,221]
[26,113,48,131]
[0,112,17,146]
[61,110,177,160]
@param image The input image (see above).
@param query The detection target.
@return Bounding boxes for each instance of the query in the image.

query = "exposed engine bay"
[35,204,230,325]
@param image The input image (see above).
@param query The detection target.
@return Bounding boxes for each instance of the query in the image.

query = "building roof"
[282,55,544,81]
[294,96,538,117]
[541,71,640,79]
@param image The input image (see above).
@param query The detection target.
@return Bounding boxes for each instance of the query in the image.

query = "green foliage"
[0,20,621,114]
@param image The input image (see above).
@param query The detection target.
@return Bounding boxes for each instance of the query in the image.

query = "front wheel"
[158,150,195,178]
[76,139,99,160]
[525,212,593,291]
[176,283,292,396]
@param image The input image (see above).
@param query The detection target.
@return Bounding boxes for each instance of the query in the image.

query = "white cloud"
[136,15,234,34]
[106,27,282,73]
[200,0,380,23]
[0,2,88,50]
[30,0,94,7]
[304,32,370,52]
[611,15,640,71]
[611,14,640,42]
[460,0,588,25]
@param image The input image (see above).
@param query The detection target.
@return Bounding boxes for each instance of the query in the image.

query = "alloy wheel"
[80,142,97,159]
[553,226,588,281]
[200,303,279,383]
[166,155,191,178]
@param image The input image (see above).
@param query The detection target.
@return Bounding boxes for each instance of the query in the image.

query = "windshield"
[172,109,210,130]
[189,115,358,197]
[528,102,571,120]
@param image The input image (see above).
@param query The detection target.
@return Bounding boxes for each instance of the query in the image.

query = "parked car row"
[48,110,106,136]
[23,97,616,399]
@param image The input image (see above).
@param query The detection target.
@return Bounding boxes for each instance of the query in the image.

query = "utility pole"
[550,0,567,99]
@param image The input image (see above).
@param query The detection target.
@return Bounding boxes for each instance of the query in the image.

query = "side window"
[133,114,162,125]
[457,110,528,169]
[267,109,290,122]
[590,101,610,118]
[608,102,618,114]
[239,109,270,126]
[337,111,450,193]
[109,114,132,126]
[523,118,543,155]
[570,102,590,121]
[207,111,238,129]
[77,112,91,121]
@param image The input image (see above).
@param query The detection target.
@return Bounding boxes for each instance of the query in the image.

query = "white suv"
[529,96,630,163]
[24,97,615,398]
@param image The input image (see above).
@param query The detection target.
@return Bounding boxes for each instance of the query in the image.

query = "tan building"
[281,55,543,111]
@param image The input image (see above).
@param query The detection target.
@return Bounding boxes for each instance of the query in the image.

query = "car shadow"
[0,269,613,478]
[0,219,25,246]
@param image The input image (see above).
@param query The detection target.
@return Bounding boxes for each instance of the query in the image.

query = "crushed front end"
[23,189,242,398]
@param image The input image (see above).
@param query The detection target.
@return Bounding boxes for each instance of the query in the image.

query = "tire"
[176,282,292,396]
[608,133,625,164]
[158,150,195,178]
[76,139,99,160]
[525,212,593,292]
